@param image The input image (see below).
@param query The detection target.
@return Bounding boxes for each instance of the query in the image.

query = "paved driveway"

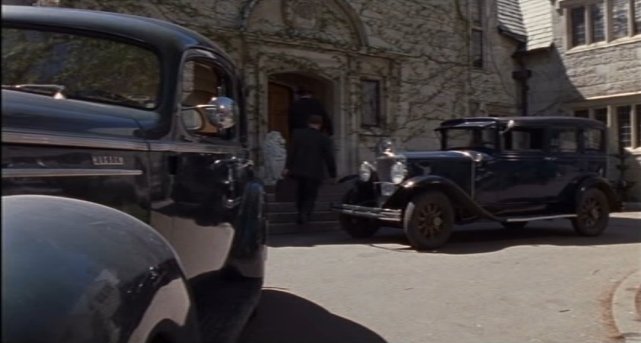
[240,213,641,343]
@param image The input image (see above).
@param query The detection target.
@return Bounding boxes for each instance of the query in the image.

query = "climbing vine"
[56,0,518,158]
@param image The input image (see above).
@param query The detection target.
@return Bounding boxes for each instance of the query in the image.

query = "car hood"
[402,150,485,162]
[1,90,160,139]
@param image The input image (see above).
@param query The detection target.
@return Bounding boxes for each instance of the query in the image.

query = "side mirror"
[203,96,236,129]
[182,96,237,130]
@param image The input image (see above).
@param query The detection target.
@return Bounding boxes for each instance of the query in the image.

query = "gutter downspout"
[511,45,531,117]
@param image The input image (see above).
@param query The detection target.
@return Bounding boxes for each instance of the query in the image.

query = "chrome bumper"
[332,204,402,223]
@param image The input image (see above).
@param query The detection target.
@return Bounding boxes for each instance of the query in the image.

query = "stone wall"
[54,0,520,173]
[524,3,641,201]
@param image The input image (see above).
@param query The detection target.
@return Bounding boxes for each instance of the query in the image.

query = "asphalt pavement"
[239,211,641,343]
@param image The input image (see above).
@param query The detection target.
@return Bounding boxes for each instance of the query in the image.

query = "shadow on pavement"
[268,216,641,254]
[237,289,387,343]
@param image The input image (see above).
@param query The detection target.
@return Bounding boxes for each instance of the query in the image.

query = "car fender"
[1,195,200,343]
[575,176,622,212]
[383,175,502,222]
[227,179,267,279]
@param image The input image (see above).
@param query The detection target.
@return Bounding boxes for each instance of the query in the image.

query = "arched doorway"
[267,73,333,144]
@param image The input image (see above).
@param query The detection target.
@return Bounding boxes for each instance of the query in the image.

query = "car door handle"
[544,156,557,161]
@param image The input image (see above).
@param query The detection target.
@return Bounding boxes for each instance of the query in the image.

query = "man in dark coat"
[283,114,337,224]
[288,88,333,136]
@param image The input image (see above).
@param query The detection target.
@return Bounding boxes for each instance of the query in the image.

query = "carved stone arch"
[241,0,369,50]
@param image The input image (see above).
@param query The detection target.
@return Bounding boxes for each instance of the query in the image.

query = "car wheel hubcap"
[580,197,601,228]
[417,203,443,238]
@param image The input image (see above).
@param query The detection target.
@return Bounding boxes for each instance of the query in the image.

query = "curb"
[612,269,641,343]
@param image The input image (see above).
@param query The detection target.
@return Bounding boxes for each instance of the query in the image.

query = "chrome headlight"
[390,161,407,184]
[359,162,373,182]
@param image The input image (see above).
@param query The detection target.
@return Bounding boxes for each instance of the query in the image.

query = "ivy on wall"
[58,0,519,154]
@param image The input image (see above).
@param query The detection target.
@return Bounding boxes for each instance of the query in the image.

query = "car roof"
[439,116,605,129]
[1,5,229,59]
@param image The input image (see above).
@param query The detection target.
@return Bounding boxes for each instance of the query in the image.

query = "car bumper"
[332,203,402,223]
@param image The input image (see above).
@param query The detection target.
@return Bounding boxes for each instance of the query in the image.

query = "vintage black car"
[2,5,265,343]
[335,116,622,250]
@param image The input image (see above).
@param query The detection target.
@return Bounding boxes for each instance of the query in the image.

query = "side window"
[180,59,236,140]
[549,128,578,153]
[503,128,544,151]
[182,60,224,105]
[583,128,605,152]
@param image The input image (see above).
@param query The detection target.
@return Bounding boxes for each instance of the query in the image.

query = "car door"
[148,50,248,280]
[493,125,554,215]
[545,126,582,205]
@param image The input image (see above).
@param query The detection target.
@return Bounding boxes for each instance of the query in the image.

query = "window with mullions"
[567,0,640,48]
[637,105,641,146]
[618,105,632,148]
[471,29,484,68]
[470,0,484,69]
[595,108,608,124]
[361,79,382,127]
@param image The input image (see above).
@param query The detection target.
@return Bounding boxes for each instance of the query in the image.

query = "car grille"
[376,156,395,182]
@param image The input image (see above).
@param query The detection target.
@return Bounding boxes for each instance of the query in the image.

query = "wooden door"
[268,82,293,142]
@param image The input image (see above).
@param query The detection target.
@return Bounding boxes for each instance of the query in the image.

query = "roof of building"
[497,0,554,51]
[496,0,527,42]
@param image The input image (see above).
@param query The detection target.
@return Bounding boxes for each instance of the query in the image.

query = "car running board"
[503,214,577,223]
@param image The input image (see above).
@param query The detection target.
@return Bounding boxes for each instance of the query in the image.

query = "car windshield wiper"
[2,84,66,99]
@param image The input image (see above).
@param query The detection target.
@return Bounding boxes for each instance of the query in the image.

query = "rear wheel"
[404,191,454,250]
[572,188,609,236]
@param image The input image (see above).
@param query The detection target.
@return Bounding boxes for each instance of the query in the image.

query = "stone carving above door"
[243,0,367,50]
[284,0,318,30]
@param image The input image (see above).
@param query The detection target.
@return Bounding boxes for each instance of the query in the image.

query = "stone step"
[267,210,338,224]
[268,220,340,235]
[266,201,335,213]
[265,179,350,202]
[266,193,343,203]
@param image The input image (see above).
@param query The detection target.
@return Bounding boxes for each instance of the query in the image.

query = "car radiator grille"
[376,157,394,182]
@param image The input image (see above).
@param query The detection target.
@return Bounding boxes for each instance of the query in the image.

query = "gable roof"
[496,0,527,42]
[497,0,554,51]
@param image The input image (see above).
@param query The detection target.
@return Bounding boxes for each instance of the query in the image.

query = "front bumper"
[332,203,402,223]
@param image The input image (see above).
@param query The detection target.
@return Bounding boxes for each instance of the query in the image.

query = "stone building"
[513,0,641,200]
[5,0,640,199]
[43,0,522,178]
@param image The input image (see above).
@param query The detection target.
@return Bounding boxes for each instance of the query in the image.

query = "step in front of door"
[268,220,340,235]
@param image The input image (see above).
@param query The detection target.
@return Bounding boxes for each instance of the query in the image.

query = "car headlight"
[390,161,407,184]
[359,162,373,182]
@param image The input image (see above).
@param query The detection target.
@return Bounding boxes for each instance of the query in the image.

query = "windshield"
[441,127,497,152]
[2,28,160,110]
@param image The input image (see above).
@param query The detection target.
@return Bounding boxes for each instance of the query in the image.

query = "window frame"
[360,79,383,128]
[565,0,640,49]
[573,102,641,150]
[177,49,239,142]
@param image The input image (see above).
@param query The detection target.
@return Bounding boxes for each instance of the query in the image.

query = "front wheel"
[571,188,609,236]
[404,191,454,250]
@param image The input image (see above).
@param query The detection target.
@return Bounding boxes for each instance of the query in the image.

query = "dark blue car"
[2,5,265,343]
[334,116,622,250]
